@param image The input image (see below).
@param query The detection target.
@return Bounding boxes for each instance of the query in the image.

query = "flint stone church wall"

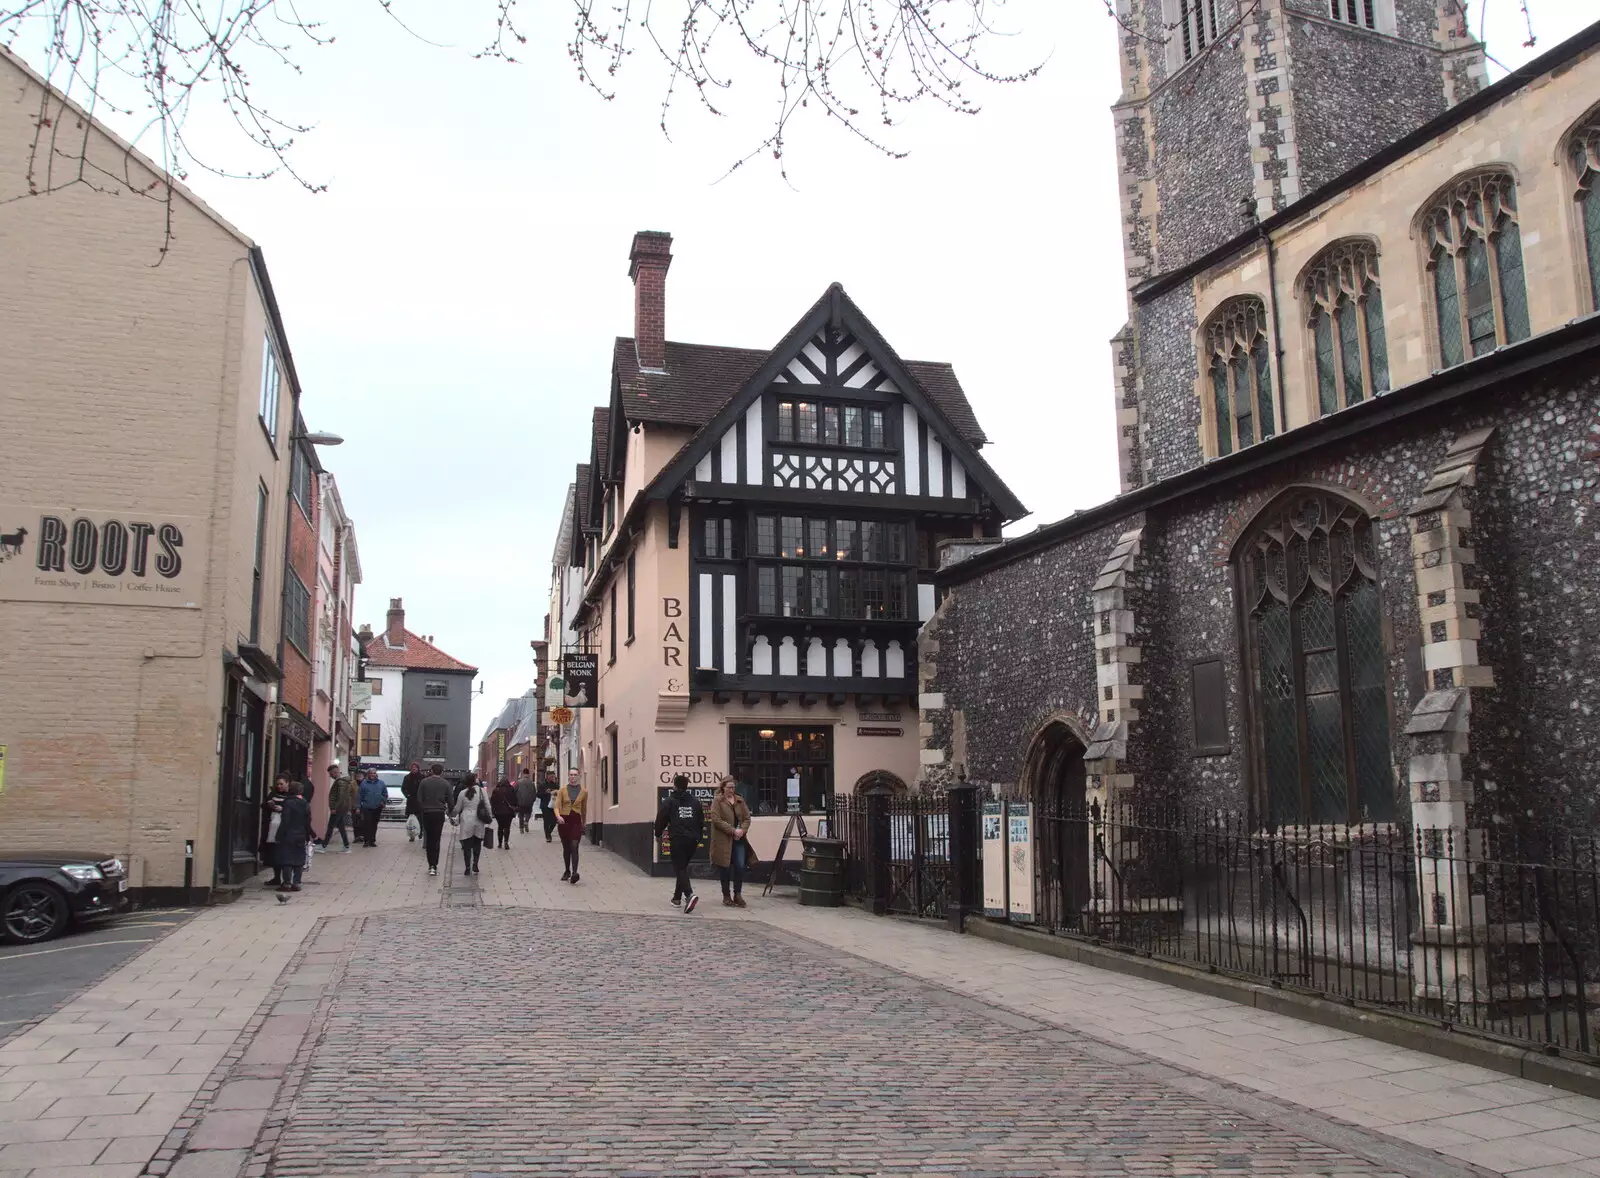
[931,361,1600,834]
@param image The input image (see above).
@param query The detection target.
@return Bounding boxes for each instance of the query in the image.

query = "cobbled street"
[1,835,1596,1178]
[273,908,1401,1177]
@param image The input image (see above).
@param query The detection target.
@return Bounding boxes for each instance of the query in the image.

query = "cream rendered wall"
[365,669,405,762]
[1191,43,1600,457]
[0,50,292,887]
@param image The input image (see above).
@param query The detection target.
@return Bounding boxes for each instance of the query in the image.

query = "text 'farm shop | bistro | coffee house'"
[560,232,1025,873]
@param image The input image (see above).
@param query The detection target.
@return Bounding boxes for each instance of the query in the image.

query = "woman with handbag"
[449,773,491,876]
[260,776,290,888]
[708,776,754,908]
[554,769,587,884]
[275,781,312,894]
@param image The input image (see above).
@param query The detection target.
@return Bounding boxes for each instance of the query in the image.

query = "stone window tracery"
[1423,172,1530,368]
[1237,490,1395,828]
[1326,0,1376,29]
[1204,296,1275,457]
[1302,240,1390,416]
[1567,113,1600,313]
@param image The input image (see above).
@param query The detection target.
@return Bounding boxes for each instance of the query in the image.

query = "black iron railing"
[831,791,955,919]
[1020,799,1600,1061]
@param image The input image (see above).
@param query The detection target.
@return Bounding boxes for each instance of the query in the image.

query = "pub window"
[754,516,777,557]
[626,552,636,642]
[780,516,803,558]
[702,518,737,559]
[359,723,381,757]
[423,725,447,759]
[835,519,858,561]
[776,400,887,450]
[608,586,617,665]
[250,481,268,643]
[424,680,448,699]
[603,487,615,536]
[1204,296,1276,457]
[1567,111,1600,313]
[1303,239,1390,416]
[781,566,805,616]
[1190,657,1230,755]
[368,678,383,695]
[1423,171,1530,368]
[730,724,833,815]
[757,567,777,615]
[1238,490,1395,827]
[610,727,620,806]
[749,516,913,621]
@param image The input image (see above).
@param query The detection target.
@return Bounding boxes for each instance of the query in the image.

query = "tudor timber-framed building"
[561,231,1023,870]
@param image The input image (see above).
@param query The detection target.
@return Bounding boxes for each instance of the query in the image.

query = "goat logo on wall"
[0,507,206,609]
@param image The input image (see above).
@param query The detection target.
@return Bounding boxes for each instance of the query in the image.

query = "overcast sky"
[13,0,1589,743]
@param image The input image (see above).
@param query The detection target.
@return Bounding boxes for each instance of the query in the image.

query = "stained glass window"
[1303,240,1388,417]
[1204,297,1275,457]
[1424,172,1528,369]
[1567,114,1600,312]
[1239,491,1396,827]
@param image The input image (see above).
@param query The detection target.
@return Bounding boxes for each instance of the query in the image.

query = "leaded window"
[1327,0,1375,28]
[1424,172,1530,368]
[1176,0,1218,62]
[1205,297,1276,457]
[1238,491,1395,827]
[1303,240,1390,416]
[1568,114,1600,313]
[775,400,885,450]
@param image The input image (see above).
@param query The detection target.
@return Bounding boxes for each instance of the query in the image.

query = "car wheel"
[3,882,69,944]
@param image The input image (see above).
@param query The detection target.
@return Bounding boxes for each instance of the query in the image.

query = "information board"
[1007,802,1035,924]
[982,801,1006,918]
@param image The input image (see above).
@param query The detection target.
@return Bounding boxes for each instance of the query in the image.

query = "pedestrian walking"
[450,774,491,875]
[400,761,423,842]
[276,781,312,894]
[416,763,452,877]
[320,768,355,852]
[260,775,290,887]
[654,774,705,913]
[356,769,387,847]
[555,768,587,884]
[490,778,517,849]
[709,775,753,908]
[538,771,558,843]
[514,770,538,834]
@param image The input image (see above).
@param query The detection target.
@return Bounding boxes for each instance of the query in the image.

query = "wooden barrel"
[798,837,846,907]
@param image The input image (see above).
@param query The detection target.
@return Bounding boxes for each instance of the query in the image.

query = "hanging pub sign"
[1007,802,1036,924]
[562,653,597,708]
[0,507,207,609]
[982,801,1006,918]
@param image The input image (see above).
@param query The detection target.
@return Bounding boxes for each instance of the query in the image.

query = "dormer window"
[775,400,885,450]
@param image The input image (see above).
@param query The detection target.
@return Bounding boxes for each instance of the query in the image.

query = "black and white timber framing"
[645,284,1025,699]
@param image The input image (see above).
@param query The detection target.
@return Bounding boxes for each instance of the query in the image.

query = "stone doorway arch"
[1021,717,1091,928]
[854,769,909,796]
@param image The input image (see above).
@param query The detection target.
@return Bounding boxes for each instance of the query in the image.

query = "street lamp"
[297,430,344,446]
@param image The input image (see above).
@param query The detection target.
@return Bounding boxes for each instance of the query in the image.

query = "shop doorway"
[1024,719,1090,930]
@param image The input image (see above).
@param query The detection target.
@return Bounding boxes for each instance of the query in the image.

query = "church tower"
[1108,0,1488,490]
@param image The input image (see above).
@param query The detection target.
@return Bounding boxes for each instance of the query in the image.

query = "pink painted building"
[308,473,361,835]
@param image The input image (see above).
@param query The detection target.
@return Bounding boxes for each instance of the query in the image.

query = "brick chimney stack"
[629,231,673,373]
[386,598,406,647]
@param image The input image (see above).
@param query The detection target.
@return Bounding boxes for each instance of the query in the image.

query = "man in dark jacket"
[356,770,387,847]
[400,761,423,832]
[416,765,453,877]
[654,775,705,913]
[514,770,538,834]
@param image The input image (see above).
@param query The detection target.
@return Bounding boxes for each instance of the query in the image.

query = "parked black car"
[0,853,129,944]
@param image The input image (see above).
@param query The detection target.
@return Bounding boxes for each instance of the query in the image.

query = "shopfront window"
[730,724,833,815]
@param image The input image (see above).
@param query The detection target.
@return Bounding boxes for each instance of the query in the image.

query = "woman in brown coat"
[708,776,753,907]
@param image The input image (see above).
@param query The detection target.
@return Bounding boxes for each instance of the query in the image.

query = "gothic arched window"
[1567,113,1600,313]
[1303,240,1390,416]
[1205,297,1276,457]
[1238,491,1395,827]
[1423,172,1530,368]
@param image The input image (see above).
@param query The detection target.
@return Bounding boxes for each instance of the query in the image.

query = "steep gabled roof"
[641,283,1024,519]
[571,463,592,560]
[365,629,477,673]
[610,336,990,447]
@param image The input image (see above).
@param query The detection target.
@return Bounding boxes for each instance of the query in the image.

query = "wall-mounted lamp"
[295,430,345,446]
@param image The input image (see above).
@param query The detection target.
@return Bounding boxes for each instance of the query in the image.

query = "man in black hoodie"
[654,775,705,913]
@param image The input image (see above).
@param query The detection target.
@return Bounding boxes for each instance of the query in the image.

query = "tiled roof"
[364,629,476,673]
[610,337,990,447]
[572,463,592,548]
[592,407,612,483]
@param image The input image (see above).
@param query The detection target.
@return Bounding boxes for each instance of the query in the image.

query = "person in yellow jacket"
[555,768,588,884]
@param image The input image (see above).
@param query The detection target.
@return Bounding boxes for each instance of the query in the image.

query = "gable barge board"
[938,312,1600,586]
[683,482,985,515]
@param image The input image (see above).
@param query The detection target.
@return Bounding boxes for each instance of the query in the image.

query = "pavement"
[0,911,190,1037]
[0,825,1593,1176]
